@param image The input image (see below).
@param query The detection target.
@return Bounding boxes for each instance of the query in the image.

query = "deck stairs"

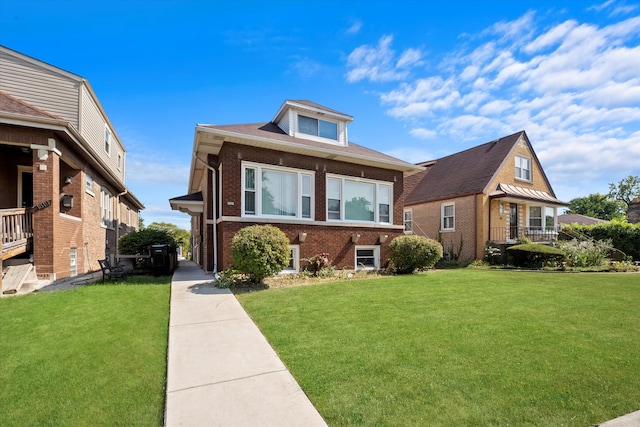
[2,263,38,295]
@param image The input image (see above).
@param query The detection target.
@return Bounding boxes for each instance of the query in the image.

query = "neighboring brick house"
[170,100,423,273]
[0,46,143,289]
[628,198,640,224]
[404,131,567,261]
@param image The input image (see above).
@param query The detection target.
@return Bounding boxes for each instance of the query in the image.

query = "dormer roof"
[272,100,353,124]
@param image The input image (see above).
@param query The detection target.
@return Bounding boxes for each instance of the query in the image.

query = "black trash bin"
[149,244,176,276]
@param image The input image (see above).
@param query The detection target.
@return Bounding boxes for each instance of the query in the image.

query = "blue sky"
[1,0,639,230]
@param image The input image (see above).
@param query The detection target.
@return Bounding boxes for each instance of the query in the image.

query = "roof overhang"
[0,112,144,210]
[489,183,568,206]
[169,191,204,215]
[188,125,424,194]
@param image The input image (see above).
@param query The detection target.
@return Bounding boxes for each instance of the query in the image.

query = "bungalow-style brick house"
[170,100,423,273]
[404,131,567,261]
[0,46,143,291]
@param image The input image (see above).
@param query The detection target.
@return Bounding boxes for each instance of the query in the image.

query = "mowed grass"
[237,270,640,426]
[0,277,170,426]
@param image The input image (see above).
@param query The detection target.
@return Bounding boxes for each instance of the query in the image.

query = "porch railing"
[490,226,561,243]
[1,208,33,256]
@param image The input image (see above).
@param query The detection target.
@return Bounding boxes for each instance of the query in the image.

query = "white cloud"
[346,9,640,200]
[346,19,362,35]
[289,57,321,79]
[346,35,423,83]
[409,127,437,139]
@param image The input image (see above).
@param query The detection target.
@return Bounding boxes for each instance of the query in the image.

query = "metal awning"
[489,183,567,205]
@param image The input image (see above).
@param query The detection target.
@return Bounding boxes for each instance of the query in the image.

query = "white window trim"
[441,202,455,231]
[100,188,113,229]
[85,173,95,196]
[515,155,532,182]
[326,174,393,225]
[527,205,557,231]
[281,245,300,274]
[355,245,380,271]
[404,209,413,234]
[104,127,111,156]
[294,113,342,145]
[117,152,122,171]
[241,161,315,220]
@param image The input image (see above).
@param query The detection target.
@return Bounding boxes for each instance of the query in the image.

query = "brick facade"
[196,143,406,272]
[1,124,139,281]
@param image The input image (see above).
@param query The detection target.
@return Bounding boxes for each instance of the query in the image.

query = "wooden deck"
[1,208,33,291]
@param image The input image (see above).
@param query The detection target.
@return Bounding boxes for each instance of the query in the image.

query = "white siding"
[0,50,80,128]
[80,86,125,183]
[276,108,291,135]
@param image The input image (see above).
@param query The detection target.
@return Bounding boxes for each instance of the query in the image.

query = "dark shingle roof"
[0,91,62,120]
[405,131,524,205]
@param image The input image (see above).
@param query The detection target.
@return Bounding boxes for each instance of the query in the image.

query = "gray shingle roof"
[405,131,525,205]
[0,91,62,120]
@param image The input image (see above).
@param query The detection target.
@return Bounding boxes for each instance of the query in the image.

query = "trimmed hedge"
[389,235,443,274]
[563,221,640,261]
[231,225,290,283]
[506,244,565,268]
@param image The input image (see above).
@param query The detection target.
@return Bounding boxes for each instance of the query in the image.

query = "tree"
[138,216,145,230]
[566,193,625,221]
[609,175,640,212]
[119,228,175,255]
[148,222,191,257]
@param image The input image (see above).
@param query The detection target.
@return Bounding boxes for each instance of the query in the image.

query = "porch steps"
[2,263,35,295]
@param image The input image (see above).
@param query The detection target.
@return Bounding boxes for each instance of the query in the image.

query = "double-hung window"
[529,206,542,230]
[242,163,314,219]
[326,175,393,224]
[515,155,531,181]
[104,128,111,155]
[529,206,556,231]
[100,188,113,228]
[544,207,555,231]
[404,210,413,233]
[298,115,338,140]
[441,203,455,231]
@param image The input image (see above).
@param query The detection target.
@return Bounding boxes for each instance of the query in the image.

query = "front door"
[18,167,33,208]
[509,203,518,240]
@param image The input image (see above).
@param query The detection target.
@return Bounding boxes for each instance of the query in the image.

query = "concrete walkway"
[164,261,327,426]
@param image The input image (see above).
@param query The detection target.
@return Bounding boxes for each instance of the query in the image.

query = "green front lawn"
[237,270,640,426]
[0,277,170,426]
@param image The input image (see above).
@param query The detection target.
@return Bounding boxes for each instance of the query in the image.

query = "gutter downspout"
[194,154,218,274]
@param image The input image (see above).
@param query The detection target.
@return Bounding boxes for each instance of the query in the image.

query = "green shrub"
[484,245,503,265]
[556,239,613,267]
[564,221,640,260]
[231,225,290,283]
[506,244,565,268]
[389,235,443,274]
[118,228,176,255]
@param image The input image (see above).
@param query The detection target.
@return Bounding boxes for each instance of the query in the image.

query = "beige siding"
[0,50,80,128]
[80,86,125,183]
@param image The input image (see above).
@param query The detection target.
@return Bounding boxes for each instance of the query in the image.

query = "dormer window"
[298,115,338,140]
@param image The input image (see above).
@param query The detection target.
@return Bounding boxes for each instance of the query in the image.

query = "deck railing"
[490,226,561,243]
[1,208,33,255]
